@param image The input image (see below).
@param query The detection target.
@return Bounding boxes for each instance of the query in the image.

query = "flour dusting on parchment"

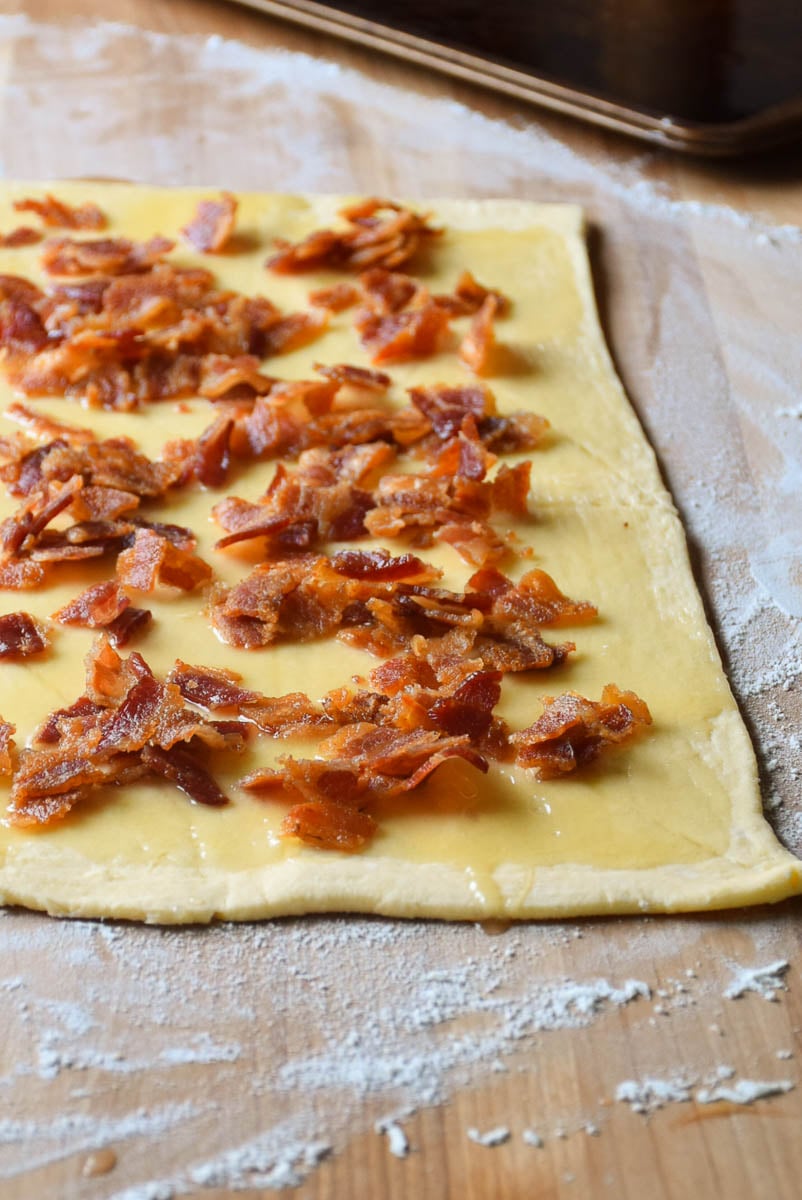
[0,14,799,1198]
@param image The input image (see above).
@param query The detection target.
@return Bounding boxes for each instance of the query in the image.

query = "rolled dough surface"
[0,182,798,922]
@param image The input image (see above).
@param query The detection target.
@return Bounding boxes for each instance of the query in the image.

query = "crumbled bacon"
[356,298,450,365]
[358,268,420,315]
[14,194,107,230]
[0,559,45,589]
[460,294,499,375]
[314,362,391,392]
[4,401,95,444]
[267,198,440,274]
[308,282,360,311]
[433,270,510,317]
[41,235,174,277]
[8,639,247,826]
[105,604,152,647]
[0,227,42,248]
[510,685,652,778]
[198,354,274,400]
[168,660,331,737]
[409,383,493,439]
[243,721,488,851]
[280,801,377,852]
[0,716,15,775]
[0,257,321,410]
[53,580,130,629]
[181,192,238,253]
[0,610,49,658]
[260,309,329,356]
[209,551,578,681]
[116,527,212,592]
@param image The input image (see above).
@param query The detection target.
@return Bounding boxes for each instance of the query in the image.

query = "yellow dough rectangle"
[0,182,798,922]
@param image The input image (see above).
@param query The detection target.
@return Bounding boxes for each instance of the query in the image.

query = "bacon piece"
[409,383,494,439]
[169,661,330,737]
[141,743,228,806]
[280,801,377,852]
[0,611,48,658]
[267,199,440,274]
[106,605,152,647]
[433,270,510,317]
[308,282,360,311]
[41,235,174,277]
[479,412,550,454]
[356,299,450,365]
[260,309,329,356]
[14,194,106,230]
[181,192,238,253]
[314,362,391,392]
[460,294,499,375]
[4,401,95,445]
[117,528,212,593]
[359,267,419,315]
[198,354,274,400]
[53,581,130,629]
[510,685,652,778]
[331,549,439,582]
[0,559,45,589]
[477,567,598,627]
[0,227,42,247]
[0,717,15,775]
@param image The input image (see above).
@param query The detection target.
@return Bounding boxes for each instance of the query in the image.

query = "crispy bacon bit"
[359,268,419,315]
[308,282,360,312]
[0,227,42,248]
[510,685,652,778]
[356,299,450,365]
[460,294,499,375]
[168,660,330,737]
[198,354,274,401]
[0,559,46,589]
[244,721,488,851]
[8,639,248,826]
[267,198,440,274]
[314,362,391,392]
[140,743,228,806]
[4,401,95,444]
[409,383,494,439]
[0,610,49,658]
[14,194,107,230]
[106,605,152,647]
[434,270,510,317]
[280,801,377,852]
[181,192,238,254]
[41,235,174,277]
[117,528,212,593]
[260,309,329,356]
[0,717,15,776]
[209,551,576,680]
[53,581,130,629]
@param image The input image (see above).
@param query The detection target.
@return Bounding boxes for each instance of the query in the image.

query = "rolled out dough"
[0,182,798,922]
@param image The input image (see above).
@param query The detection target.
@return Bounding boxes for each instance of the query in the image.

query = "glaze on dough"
[0,183,798,922]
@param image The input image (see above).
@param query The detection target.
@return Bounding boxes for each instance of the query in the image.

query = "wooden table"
[0,3,800,1198]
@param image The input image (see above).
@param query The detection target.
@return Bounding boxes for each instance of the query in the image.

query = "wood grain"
[0,3,800,1198]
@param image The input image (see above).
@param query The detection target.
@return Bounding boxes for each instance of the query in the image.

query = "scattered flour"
[723,960,791,1002]
[696,1079,794,1105]
[522,1129,544,1148]
[617,1072,796,1114]
[615,1077,693,1114]
[375,1120,411,1159]
[467,1126,511,1147]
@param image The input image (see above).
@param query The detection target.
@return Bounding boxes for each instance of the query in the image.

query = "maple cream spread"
[0,182,797,922]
